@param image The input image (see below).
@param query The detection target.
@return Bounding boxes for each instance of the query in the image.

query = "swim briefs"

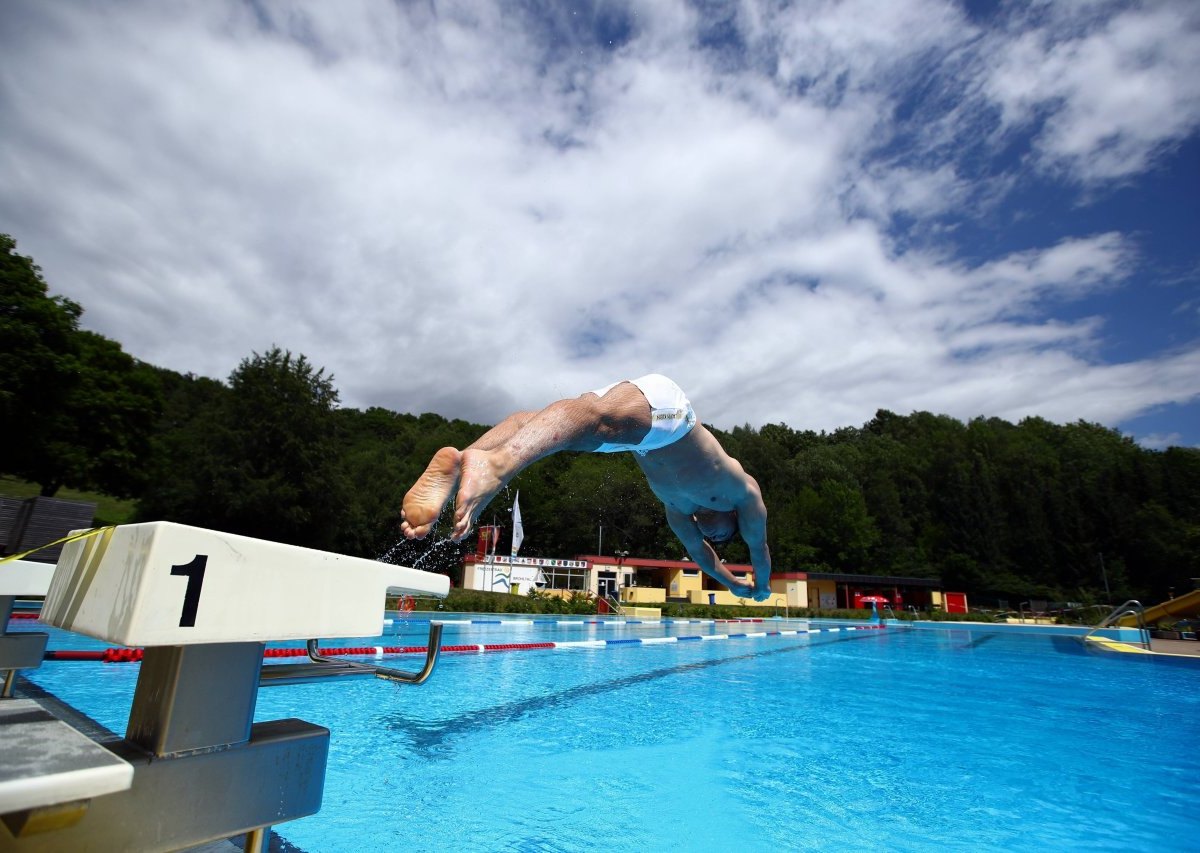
[589,373,697,455]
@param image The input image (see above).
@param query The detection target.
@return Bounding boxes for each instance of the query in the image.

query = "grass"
[0,475,139,526]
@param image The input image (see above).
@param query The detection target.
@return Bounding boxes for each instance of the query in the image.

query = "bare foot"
[450,448,509,541]
[401,447,462,540]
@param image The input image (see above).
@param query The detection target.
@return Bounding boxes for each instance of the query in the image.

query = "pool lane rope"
[40,624,886,663]
[395,618,775,626]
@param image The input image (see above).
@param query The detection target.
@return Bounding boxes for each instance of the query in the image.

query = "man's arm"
[734,479,772,602]
[663,507,755,598]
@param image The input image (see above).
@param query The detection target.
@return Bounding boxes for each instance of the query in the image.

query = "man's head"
[694,509,737,544]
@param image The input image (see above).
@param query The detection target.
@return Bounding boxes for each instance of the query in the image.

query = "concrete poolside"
[898,618,1200,659]
[1149,637,1200,657]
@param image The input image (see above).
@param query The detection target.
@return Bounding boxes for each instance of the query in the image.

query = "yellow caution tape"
[0,525,117,565]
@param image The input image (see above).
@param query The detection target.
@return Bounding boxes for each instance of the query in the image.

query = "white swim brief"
[589,373,697,456]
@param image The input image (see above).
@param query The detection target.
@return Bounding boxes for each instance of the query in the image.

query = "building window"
[542,564,588,591]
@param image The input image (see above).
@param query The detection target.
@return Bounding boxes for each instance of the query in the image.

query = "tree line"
[4,234,1197,605]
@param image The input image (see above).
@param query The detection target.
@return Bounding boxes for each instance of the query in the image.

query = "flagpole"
[488,512,496,593]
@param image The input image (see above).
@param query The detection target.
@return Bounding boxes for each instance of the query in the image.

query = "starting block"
[1,561,56,698]
[0,561,55,600]
[2,559,136,844]
[3,522,450,852]
[42,521,449,645]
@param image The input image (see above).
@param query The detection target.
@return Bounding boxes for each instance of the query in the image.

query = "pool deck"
[1150,637,1200,656]
[898,619,1200,659]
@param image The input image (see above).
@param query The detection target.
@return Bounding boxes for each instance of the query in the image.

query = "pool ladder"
[1082,600,1151,650]
[259,624,445,686]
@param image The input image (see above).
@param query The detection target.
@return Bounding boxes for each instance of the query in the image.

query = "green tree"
[333,407,482,559]
[1,234,81,487]
[795,481,878,569]
[35,331,163,497]
[136,369,232,523]
[138,348,350,549]
[1,234,162,496]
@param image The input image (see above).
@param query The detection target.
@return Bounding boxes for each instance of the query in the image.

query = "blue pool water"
[16,618,1200,852]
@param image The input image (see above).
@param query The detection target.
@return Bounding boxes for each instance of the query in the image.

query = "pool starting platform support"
[1,521,449,852]
[1,561,55,698]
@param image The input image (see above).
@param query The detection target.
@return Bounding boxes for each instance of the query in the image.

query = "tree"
[33,331,163,497]
[331,407,487,560]
[138,348,351,549]
[1,234,80,481]
[1,234,162,495]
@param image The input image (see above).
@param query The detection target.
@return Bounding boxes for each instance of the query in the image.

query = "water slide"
[1117,588,1200,627]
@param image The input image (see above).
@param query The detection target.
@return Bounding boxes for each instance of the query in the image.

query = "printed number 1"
[170,555,207,627]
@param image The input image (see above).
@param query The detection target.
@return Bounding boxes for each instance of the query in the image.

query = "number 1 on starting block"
[41,522,449,647]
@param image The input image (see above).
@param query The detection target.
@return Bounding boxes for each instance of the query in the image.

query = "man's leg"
[449,383,651,540]
[400,411,537,540]
[468,411,537,451]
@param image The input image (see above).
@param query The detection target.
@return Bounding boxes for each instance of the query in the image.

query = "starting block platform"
[3,521,450,851]
[0,562,55,600]
[2,561,56,699]
[0,700,133,829]
[42,521,449,645]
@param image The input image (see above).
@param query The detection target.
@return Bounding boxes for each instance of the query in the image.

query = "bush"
[391,588,602,615]
[916,610,999,623]
[389,590,985,622]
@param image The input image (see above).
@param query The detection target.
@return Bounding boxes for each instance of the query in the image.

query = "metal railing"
[603,594,626,616]
[260,624,445,686]
[1017,601,1050,623]
[1055,603,1113,626]
[773,596,789,620]
[1083,600,1151,650]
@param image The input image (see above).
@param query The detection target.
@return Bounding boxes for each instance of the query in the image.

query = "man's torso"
[635,425,748,515]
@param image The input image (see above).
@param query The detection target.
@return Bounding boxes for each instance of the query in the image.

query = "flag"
[476,525,499,558]
[511,491,524,557]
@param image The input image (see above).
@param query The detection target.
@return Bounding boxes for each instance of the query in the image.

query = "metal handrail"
[773,596,789,620]
[603,594,625,616]
[1083,600,1150,650]
[260,623,444,686]
[1055,603,1112,626]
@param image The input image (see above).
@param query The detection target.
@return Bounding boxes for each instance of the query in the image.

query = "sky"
[2,0,1198,448]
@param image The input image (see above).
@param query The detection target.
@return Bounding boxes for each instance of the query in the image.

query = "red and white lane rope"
[39,624,885,663]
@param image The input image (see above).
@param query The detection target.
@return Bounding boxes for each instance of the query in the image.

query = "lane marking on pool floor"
[381,630,891,755]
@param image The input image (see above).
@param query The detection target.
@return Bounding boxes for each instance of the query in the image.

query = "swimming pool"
[16,618,1200,852]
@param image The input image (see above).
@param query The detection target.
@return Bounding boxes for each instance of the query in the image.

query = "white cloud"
[983,2,1200,182]
[1135,432,1196,451]
[0,0,1197,442]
